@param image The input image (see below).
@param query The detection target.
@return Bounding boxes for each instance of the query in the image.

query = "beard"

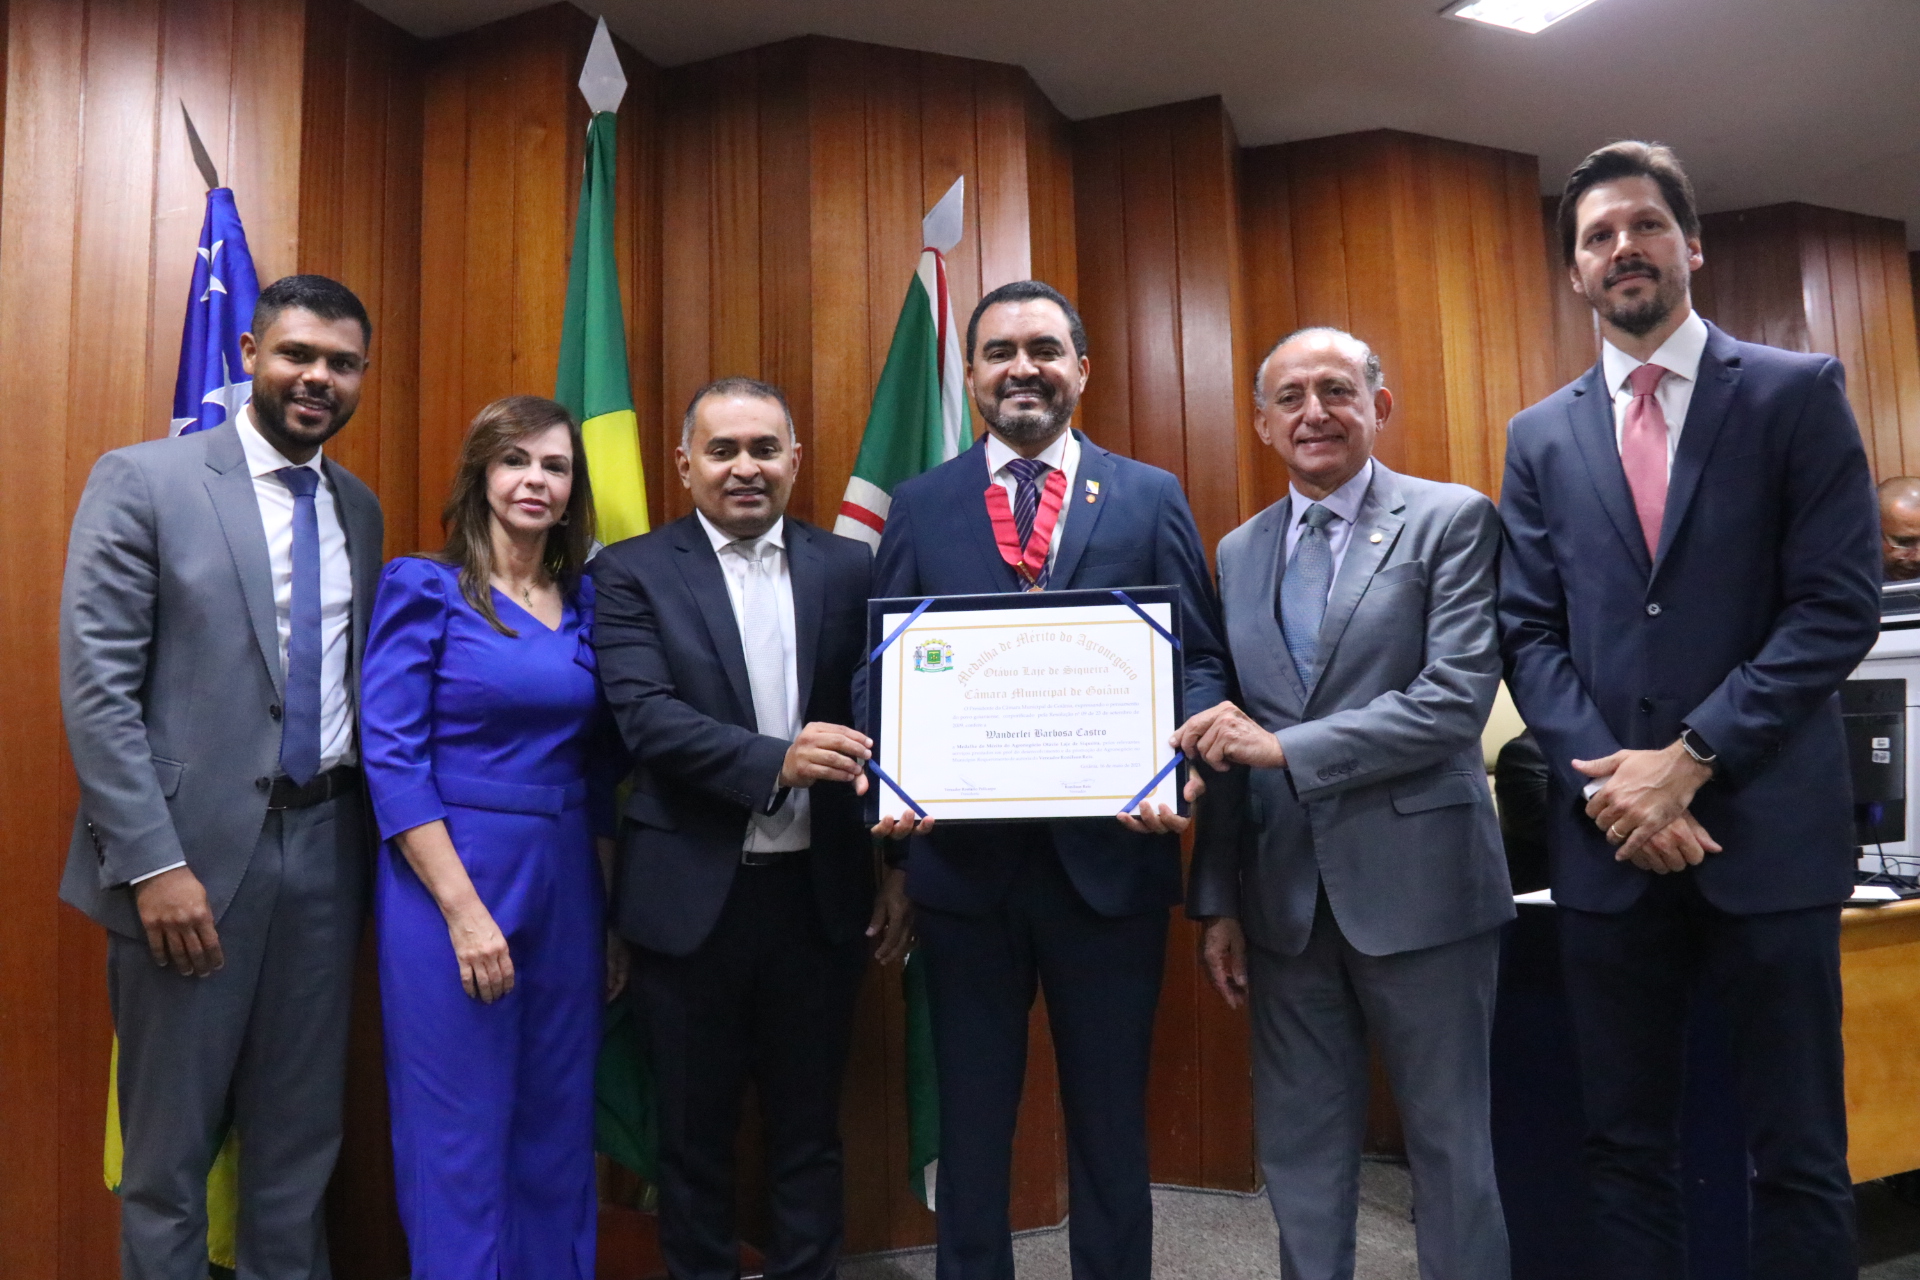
[252,381,351,449]
[982,377,1077,447]
[1596,260,1687,338]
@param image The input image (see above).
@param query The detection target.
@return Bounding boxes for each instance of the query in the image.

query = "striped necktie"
[1279,502,1335,690]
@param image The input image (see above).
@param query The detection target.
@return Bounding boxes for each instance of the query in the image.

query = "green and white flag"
[558,17,650,546]
[833,177,969,549]
[839,178,968,1209]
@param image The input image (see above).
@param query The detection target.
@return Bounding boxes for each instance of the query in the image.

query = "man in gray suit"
[1178,328,1513,1280]
[61,275,383,1280]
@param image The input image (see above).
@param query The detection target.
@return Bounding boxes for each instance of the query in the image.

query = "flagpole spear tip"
[923,176,964,255]
[579,16,629,116]
[179,100,222,192]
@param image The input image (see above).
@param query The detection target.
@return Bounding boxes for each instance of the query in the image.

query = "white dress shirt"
[238,407,356,772]
[1283,458,1375,601]
[135,410,356,885]
[984,427,1081,573]
[1600,308,1709,474]
[698,511,809,852]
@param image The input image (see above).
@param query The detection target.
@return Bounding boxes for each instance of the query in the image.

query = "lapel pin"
[1085,479,1100,504]
[1369,532,1383,544]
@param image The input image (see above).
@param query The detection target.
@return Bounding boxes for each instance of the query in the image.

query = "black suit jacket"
[870,430,1230,918]
[593,514,874,955]
[1498,321,1881,914]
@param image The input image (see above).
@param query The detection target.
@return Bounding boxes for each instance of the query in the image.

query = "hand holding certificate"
[865,588,1187,828]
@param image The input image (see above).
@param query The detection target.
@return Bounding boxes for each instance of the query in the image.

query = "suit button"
[1646,602,1662,616]
[269,704,282,721]
[255,776,271,792]
[1640,697,1654,713]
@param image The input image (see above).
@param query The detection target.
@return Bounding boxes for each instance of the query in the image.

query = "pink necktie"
[1621,363,1670,555]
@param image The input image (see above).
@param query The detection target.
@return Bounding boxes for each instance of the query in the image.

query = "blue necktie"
[1006,457,1051,587]
[1279,502,1335,689]
[277,467,323,785]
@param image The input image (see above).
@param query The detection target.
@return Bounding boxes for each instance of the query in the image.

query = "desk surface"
[1840,898,1920,1180]
[1842,896,1920,949]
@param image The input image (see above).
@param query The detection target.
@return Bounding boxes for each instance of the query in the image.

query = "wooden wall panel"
[299,0,424,556]
[417,2,660,552]
[1541,196,1600,390]
[1240,130,1555,501]
[1694,203,1920,480]
[0,2,306,1276]
[1070,97,1257,1192]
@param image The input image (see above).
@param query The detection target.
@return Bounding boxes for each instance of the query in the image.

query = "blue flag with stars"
[171,187,260,436]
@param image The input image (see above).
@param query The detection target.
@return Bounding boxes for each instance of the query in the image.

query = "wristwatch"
[1678,727,1718,769]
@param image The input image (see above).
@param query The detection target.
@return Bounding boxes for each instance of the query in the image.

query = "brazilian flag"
[557,110,649,545]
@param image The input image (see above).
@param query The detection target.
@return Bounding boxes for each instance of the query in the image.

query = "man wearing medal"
[872,280,1230,1280]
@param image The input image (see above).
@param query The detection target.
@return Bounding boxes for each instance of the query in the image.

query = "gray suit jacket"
[1188,463,1514,957]
[59,423,383,939]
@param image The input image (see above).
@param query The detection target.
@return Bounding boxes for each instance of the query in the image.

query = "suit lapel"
[323,457,382,695]
[1050,431,1115,588]
[1314,464,1406,680]
[1242,497,1308,711]
[1566,363,1653,576]
[203,425,283,696]
[787,520,824,706]
[1653,323,1742,575]
[670,516,756,723]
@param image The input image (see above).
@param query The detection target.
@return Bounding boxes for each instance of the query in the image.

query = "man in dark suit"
[871,280,1230,1280]
[1499,141,1881,1279]
[61,275,383,1279]
[593,376,911,1280]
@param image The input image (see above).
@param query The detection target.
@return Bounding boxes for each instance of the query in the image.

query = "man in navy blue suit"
[1499,142,1881,1279]
[594,378,913,1280]
[872,281,1229,1280]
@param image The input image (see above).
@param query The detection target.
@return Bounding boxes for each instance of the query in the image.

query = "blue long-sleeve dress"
[361,556,615,1280]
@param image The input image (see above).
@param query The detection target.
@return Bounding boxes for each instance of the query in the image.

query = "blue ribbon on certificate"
[867,599,933,816]
[869,597,934,664]
[1119,753,1184,816]
[1110,589,1181,650]
[867,760,928,819]
[1109,590,1182,814]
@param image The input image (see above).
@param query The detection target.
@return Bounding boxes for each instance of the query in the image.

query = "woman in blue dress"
[361,395,624,1280]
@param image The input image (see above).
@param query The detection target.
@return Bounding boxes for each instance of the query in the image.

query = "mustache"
[998,377,1055,401]
[1604,260,1660,289]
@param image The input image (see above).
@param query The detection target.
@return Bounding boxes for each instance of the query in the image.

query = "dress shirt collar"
[1289,458,1374,529]
[697,509,787,558]
[1601,308,1708,397]
[984,426,1074,479]
[237,404,326,480]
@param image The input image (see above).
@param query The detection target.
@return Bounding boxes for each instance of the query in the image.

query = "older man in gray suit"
[61,275,382,1280]
[1177,328,1513,1280]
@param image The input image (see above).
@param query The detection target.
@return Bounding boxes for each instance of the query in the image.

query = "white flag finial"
[923,177,964,255]
[579,17,628,115]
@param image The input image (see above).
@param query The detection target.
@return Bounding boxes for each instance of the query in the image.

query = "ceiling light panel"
[1443,0,1606,35]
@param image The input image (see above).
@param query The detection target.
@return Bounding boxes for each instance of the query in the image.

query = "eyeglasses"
[1885,532,1920,552]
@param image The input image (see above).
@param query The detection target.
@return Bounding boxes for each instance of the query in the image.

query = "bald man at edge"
[1180,328,1513,1280]
[1879,477,1920,581]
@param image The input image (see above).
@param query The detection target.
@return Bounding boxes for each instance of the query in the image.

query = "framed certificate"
[864,587,1186,823]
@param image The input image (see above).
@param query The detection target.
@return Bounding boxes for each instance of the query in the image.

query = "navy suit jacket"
[593,514,874,955]
[871,429,1231,918]
[1498,320,1881,915]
